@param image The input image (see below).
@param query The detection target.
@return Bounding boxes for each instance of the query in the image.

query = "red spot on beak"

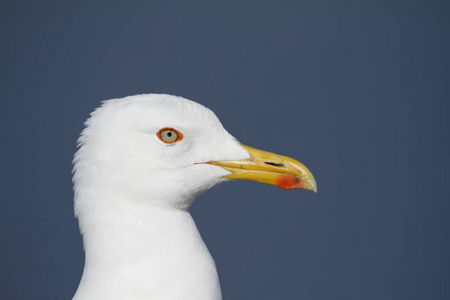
[276,175,305,190]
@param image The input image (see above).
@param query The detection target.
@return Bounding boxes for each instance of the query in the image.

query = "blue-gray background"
[1,1,448,299]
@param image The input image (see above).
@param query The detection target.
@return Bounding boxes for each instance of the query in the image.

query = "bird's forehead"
[148,103,218,127]
[103,95,221,130]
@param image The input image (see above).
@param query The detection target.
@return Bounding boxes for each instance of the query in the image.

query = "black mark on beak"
[264,162,284,167]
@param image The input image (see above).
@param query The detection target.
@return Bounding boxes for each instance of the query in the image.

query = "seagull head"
[73,94,316,212]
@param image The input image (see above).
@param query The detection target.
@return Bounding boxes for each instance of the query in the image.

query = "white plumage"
[72,94,316,300]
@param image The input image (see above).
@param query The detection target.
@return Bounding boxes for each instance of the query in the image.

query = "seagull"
[72,94,316,300]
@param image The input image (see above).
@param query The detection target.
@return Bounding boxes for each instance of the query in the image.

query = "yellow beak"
[209,145,317,192]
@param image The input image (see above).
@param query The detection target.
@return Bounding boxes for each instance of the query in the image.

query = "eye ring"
[157,127,184,144]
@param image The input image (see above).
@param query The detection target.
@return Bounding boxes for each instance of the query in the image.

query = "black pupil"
[167,132,172,137]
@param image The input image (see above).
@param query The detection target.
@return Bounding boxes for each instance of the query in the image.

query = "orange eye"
[157,128,183,144]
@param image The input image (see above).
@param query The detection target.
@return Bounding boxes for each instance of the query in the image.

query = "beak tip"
[310,181,318,194]
[298,176,317,193]
[310,181,318,193]
[305,181,318,193]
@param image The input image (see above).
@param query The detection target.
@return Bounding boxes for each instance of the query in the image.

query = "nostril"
[265,162,284,167]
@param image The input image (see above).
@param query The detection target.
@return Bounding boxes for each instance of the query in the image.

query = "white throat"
[73,189,222,300]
